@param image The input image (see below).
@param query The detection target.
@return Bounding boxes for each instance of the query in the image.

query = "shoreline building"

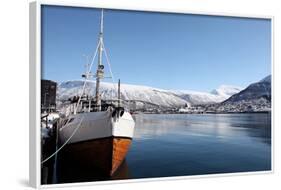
[41,79,57,113]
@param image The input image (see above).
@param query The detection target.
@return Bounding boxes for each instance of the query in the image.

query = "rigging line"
[102,42,115,84]
[102,42,119,101]
[74,40,101,114]
[41,116,85,164]
[88,40,101,74]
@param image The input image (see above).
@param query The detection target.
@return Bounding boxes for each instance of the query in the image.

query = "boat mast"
[95,9,104,111]
[118,79,121,108]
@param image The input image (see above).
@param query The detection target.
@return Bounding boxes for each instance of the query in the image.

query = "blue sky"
[41,5,271,92]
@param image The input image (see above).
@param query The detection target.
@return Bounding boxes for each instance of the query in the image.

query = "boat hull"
[59,110,135,176]
[60,136,132,176]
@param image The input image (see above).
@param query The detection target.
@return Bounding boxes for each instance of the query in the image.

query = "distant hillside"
[58,80,189,108]
[57,75,271,113]
[213,75,271,112]
[173,85,242,105]
[58,80,243,109]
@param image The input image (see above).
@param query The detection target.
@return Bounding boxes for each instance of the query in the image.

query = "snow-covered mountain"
[172,85,242,105]
[57,75,271,112]
[223,75,271,103]
[260,75,271,83]
[211,85,243,98]
[58,80,189,108]
[58,80,243,107]
[214,75,271,112]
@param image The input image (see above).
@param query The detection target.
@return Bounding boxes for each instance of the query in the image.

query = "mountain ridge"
[57,75,271,112]
[58,80,242,107]
[212,75,271,112]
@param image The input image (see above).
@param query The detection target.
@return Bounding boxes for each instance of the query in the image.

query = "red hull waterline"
[61,136,132,176]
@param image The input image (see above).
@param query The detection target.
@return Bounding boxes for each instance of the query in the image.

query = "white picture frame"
[29,1,274,188]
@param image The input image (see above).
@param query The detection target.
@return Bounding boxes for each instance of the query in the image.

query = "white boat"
[59,9,135,176]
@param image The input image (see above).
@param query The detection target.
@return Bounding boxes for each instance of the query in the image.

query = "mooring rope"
[41,116,85,164]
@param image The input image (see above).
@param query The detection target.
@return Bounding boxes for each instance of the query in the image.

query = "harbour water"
[57,113,271,183]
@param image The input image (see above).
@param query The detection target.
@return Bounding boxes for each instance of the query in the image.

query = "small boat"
[59,9,135,176]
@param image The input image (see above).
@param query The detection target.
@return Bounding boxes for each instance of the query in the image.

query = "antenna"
[100,9,104,36]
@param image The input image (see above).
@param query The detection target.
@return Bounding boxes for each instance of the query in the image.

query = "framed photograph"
[29,1,273,188]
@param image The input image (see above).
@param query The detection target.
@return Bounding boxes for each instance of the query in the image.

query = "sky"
[41,5,271,92]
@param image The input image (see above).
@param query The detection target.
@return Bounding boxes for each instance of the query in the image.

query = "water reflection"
[133,113,271,145]
[57,113,271,183]
[127,113,271,179]
[57,157,131,183]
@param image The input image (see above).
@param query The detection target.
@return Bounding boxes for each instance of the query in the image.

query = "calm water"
[57,113,271,183]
